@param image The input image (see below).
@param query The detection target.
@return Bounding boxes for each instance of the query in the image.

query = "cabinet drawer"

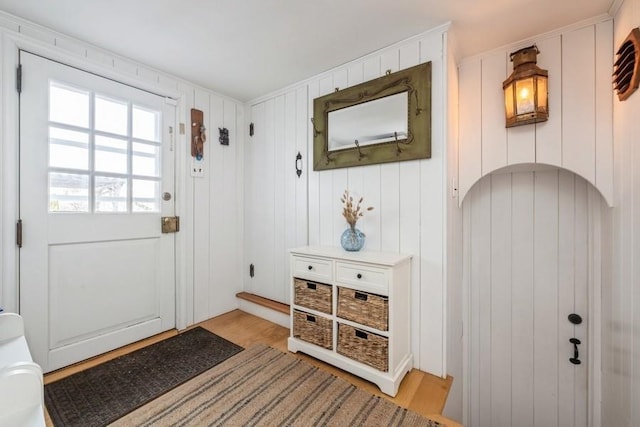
[337,323,388,372]
[337,287,388,331]
[292,256,332,282]
[293,310,333,350]
[335,262,388,294]
[294,279,332,314]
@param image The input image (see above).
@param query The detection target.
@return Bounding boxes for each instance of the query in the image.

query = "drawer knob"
[308,265,313,270]
[356,273,362,279]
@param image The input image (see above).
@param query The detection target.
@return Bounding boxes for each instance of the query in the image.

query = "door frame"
[0,34,191,331]
[460,170,604,427]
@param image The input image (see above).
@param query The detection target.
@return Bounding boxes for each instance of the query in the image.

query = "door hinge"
[249,263,255,278]
[16,64,22,94]
[249,122,254,137]
[16,219,22,248]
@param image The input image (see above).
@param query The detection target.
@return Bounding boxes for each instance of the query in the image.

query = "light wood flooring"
[44,309,460,427]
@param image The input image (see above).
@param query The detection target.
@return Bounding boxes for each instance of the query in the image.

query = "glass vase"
[340,227,365,251]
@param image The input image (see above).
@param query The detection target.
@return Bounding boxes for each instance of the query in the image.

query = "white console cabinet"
[287,246,412,396]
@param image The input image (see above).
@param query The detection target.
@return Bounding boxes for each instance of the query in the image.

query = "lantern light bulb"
[519,87,530,99]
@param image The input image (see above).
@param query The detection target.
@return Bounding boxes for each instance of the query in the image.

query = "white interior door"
[244,90,308,304]
[19,51,176,373]
[464,169,592,427]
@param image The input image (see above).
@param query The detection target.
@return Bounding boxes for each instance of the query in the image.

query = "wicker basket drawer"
[337,323,388,372]
[337,287,388,331]
[293,310,333,350]
[294,278,332,314]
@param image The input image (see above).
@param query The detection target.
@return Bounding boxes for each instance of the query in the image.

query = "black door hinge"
[249,263,255,278]
[249,123,254,137]
[16,64,22,94]
[16,219,22,248]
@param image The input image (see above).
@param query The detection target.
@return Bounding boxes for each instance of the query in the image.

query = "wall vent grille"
[613,27,640,101]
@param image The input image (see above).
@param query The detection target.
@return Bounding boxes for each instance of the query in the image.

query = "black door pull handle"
[569,338,581,365]
[295,152,303,178]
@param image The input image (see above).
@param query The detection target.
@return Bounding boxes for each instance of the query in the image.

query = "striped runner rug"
[111,344,442,426]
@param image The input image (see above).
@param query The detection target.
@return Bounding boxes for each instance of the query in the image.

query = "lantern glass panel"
[504,82,515,119]
[515,78,535,115]
[536,77,548,113]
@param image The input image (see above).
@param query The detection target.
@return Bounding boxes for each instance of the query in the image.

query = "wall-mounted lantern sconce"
[503,45,548,128]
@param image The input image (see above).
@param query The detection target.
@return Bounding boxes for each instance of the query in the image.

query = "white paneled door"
[19,52,176,373]
[244,89,308,304]
[465,169,594,427]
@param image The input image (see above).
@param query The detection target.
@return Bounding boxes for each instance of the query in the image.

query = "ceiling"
[0,0,614,101]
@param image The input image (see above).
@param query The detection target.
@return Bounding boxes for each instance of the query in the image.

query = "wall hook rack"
[191,109,206,159]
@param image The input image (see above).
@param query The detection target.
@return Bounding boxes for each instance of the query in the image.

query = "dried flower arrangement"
[341,189,374,230]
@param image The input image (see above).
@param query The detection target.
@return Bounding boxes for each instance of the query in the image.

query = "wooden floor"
[44,310,460,427]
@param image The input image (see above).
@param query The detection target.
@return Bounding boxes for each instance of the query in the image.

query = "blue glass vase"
[340,227,365,251]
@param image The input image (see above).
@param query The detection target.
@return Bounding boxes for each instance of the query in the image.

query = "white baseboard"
[237,299,290,329]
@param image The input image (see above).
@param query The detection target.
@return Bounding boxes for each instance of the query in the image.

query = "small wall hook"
[218,127,229,145]
[310,117,322,137]
[394,131,402,156]
[354,139,366,161]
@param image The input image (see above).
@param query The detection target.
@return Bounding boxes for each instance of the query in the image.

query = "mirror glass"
[327,92,408,151]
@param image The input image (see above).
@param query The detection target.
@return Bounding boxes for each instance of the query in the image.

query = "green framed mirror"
[312,61,431,171]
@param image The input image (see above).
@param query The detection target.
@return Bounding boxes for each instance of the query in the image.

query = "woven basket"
[337,287,388,331]
[337,323,388,372]
[293,310,333,350]
[294,278,332,314]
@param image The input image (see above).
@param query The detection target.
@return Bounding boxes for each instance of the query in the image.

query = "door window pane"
[133,106,160,142]
[95,176,127,212]
[95,95,128,136]
[49,127,89,170]
[49,83,89,128]
[132,179,159,212]
[95,135,128,174]
[47,81,164,214]
[49,172,89,212]
[132,143,160,177]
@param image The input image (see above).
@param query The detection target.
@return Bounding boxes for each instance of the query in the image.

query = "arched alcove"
[460,167,604,426]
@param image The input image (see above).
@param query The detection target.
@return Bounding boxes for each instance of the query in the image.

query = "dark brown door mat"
[44,327,243,427]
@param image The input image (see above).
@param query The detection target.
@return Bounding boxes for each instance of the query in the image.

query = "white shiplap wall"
[603,1,640,426]
[455,16,615,425]
[457,17,614,207]
[0,12,245,327]
[245,25,451,377]
[307,27,449,377]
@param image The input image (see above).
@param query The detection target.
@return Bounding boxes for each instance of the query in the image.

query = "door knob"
[568,313,582,325]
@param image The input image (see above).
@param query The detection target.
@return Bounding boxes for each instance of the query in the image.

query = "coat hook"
[354,139,366,161]
[310,118,322,137]
[414,90,423,116]
[394,131,402,156]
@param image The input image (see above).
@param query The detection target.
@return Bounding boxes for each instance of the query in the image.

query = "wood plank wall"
[245,26,450,377]
[603,2,640,426]
[457,19,613,207]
